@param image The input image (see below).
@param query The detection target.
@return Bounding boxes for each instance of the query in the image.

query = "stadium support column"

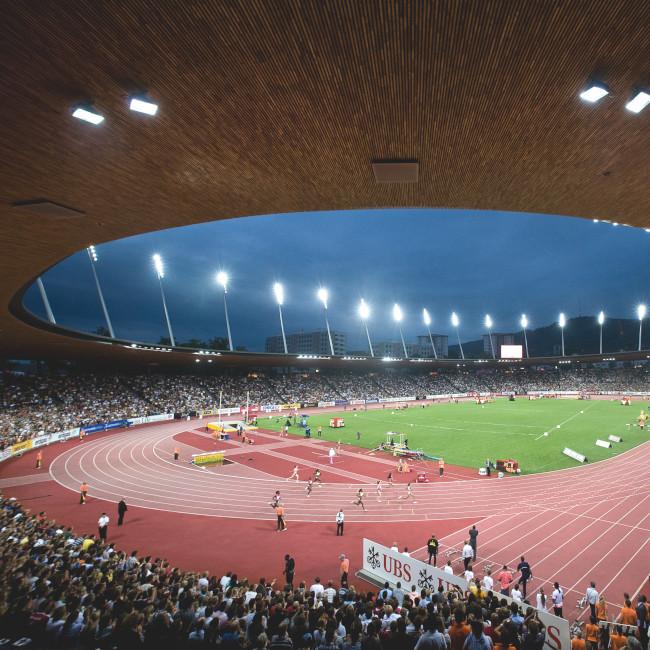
[36,277,56,324]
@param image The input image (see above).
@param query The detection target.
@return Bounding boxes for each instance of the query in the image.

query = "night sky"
[24,209,650,351]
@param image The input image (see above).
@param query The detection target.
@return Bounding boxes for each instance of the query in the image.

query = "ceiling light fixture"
[579,82,609,103]
[129,95,159,116]
[72,104,105,125]
[625,90,650,114]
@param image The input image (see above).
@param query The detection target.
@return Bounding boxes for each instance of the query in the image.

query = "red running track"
[1,418,648,622]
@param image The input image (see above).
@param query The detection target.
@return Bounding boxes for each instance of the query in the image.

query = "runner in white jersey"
[399,482,416,502]
[287,465,299,481]
[376,480,383,501]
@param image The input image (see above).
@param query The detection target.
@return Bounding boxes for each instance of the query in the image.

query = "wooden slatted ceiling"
[0,0,648,363]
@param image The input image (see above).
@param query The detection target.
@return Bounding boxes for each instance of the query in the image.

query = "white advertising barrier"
[426,394,452,400]
[608,435,622,443]
[0,449,12,462]
[595,439,611,448]
[379,396,417,403]
[128,413,174,426]
[318,401,336,408]
[563,447,586,463]
[360,539,570,650]
[349,399,366,405]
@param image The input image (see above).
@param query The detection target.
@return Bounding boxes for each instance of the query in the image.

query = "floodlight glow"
[216,271,228,290]
[72,106,105,125]
[625,91,650,114]
[317,287,329,308]
[484,314,493,329]
[559,312,566,328]
[597,311,605,326]
[520,314,528,329]
[88,245,98,262]
[423,308,431,326]
[273,282,284,305]
[152,254,164,279]
[451,312,460,328]
[392,303,403,323]
[638,304,647,320]
[579,83,609,103]
[129,96,159,116]
[358,299,370,320]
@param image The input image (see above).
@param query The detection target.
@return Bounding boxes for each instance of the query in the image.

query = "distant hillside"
[448,316,648,359]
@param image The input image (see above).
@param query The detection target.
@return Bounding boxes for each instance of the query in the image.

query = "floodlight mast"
[597,311,605,355]
[273,283,287,354]
[520,314,529,358]
[216,272,233,352]
[392,304,408,358]
[422,308,438,359]
[451,312,464,360]
[559,312,566,357]
[152,254,175,347]
[359,299,374,357]
[87,246,115,338]
[638,304,647,351]
[317,287,335,356]
[485,314,495,359]
[36,277,56,324]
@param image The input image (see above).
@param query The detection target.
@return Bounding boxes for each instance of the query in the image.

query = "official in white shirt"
[97,513,109,541]
[462,541,474,570]
[444,560,454,575]
[585,582,599,619]
[481,569,494,592]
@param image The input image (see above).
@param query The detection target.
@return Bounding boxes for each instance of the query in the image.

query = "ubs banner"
[361,539,569,650]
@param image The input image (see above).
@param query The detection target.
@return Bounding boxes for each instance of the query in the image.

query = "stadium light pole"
[359,299,374,357]
[559,312,566,357]
[317,287,335,356]
[422,308,438,359]
[87,245,115,338]
[637,304,647,351]
[273,282,288,354]
[485,314,495,359]
[597,311,605,355]
[216,271,233,352]
[520,314,529,358]
[451,312,464,360]
[36,277,56,324]
[393,303,408,358]
[153,254,175,347]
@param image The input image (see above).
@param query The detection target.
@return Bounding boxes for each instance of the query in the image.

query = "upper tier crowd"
[1,365,649,448]
[2,496,647,649]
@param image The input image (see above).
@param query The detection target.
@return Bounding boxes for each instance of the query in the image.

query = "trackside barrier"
[595,439,611,448]
[563,447,587,463]
[608,435,622,442]
[358,539,570,650]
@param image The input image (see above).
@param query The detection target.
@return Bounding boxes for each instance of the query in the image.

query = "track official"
[98,513,109,541]
[118,499,128,526]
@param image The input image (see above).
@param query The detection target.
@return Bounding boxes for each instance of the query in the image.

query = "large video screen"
[501,344,523,359]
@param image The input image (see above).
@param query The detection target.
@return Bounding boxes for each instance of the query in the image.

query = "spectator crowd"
[1,365,649,448]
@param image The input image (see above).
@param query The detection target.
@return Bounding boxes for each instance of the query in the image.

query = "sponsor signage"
[334,400,349,406]
[33,436,50,448]
[11,439,34,455]
[379,396,416,403]
[349,399,366,405]
[361,539,569,650]
[318,401,336,408]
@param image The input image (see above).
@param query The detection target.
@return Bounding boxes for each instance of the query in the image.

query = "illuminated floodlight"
[87,245,98,262]
[273,282,284,306]
[637,304,647,320]
[520,314,528,329]
[484,314,493,329]
[451,312,464,359]
[358,299,370,320]
[484,314,495,359]
[317,287,329,309]
[593,219,599,223]
[422,308,431,326]
[86,244,114,338]
[72,104,105,125]
[597,311,605,326]
[625,91,650,114]
[597,310,605,355]
[451,312,460,328]
[423,308,437,359]
[392,303,403,323]
[152,254,164,279]
[129,95,159,116]
[579,82,609,103]
[216,271,229,290]
[559,312,566,328]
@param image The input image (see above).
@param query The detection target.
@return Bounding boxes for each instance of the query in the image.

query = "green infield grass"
[260,398,649,474]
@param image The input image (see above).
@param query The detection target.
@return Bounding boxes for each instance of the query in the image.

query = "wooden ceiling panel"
[0,0,648,363]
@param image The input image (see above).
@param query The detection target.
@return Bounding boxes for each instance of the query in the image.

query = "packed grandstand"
[1,365,649,448]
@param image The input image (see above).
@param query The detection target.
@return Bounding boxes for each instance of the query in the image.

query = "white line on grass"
[533,403,597,441]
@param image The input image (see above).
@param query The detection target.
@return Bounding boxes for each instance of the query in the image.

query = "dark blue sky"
[24,209,650,351]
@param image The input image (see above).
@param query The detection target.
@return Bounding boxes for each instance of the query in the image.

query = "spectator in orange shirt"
[608,626,627,650]
[596,594,608,621]
[339,554,349,584]
[571,630,586,650]
[584,616,599,650]
[275,504,286,531]
[449,609,471,650]
[617,599,637,625]
[497,565,514,596]
[35,450,43,469]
